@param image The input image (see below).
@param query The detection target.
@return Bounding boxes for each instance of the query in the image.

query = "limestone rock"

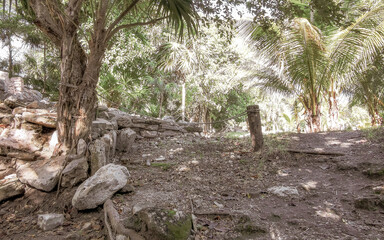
[22,112,56,128]
[91,118,117,139]
[20,122,43,132]
[101,131,116,160]
[16,156,66,192]
[0,129,43,153]
[89,132,117,175]
[0,103,12,114]
[116,128,136,152]
[72,164,130,210]
[61,157,88,188]
[37,214,65,231]
[141,130,158,138]
[7,151,36,161]
[77,139,87,156]
[137,207,192,240]
[160,130,181,137]
[0,175,25,202]
[12,107,50,115]
[115,115,132,128]
[267,186,299,197]
[89,139,108,176]
[4,95,28,109]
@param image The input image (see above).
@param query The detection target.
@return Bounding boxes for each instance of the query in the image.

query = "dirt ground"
[1,129,384,239]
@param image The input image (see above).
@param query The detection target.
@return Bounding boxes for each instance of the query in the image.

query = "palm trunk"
[328,90,339,131]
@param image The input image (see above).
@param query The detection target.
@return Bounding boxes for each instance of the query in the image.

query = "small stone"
[301,181,317,192]
[373,186,384,194]
[116,235,128,240]
[268,186,299,197]
[37,213,65,231]
[81,222,93,231]
[177,165,191,172]
[214,201,224,208]
[155,156,166,161]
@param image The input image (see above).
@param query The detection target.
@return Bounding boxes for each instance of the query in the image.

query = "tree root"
[286,149,345,156]
[104,199,145,240]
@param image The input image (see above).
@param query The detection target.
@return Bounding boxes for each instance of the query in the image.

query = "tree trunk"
[328,90,339,131]
[57,33,104,152]
[307,106,321,133]
[181,81,186,121]
[7,32,13,79]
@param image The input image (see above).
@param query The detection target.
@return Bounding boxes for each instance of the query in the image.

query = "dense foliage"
[1,0,383,134]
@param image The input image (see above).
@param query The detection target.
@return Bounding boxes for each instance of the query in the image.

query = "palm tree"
[242,0,384,131]
[324,0,384,127]
[156,40,198,121]
[243,18,327,132]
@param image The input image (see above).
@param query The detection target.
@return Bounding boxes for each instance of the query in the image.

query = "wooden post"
[247,105,263,152]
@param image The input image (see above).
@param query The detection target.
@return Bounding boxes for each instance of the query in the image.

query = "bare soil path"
[1,129,384,239]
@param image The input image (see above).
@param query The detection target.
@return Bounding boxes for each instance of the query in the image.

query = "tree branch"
[106,16,167,42]
[106,0,140,37]
[28,0,64,47]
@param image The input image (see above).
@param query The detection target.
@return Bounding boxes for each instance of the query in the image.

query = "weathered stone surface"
[0,103,12,114]
[0,175,25,202]
[97,105,109,112]
[22,112,56,128]
[21,122,43,132]
[0,129,43,153]
[89,132,117,176]
[91,118,116,139]
[116,128,136,152]
[61,157,88,188]
[267,186,299,197]
[89,139,108,176]
[16,156,66,192]
[13,107,50,115]
[72,164,130,210]
[160,131,181,137]
[7,151,36,161]
[160,123,182,132]
[141,130,158,138]
[101,131,116,160]
[115,115,132,128]
[37,214,65,231]
[4,96,28,109]
[77,139,87,156]
[179,123,203,133]
[137,207,192,240]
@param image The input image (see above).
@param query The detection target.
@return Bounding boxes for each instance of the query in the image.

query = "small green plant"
[362,127,384,142]
[225,131,249,139]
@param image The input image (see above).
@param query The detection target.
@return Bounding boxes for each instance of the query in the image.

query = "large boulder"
[16,156,66,192]
[72,164,130,210]
[0,174,25,202]
[61,157,88,188]
[116,128,136,152]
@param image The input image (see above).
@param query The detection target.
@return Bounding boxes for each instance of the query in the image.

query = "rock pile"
[0,74,202,209]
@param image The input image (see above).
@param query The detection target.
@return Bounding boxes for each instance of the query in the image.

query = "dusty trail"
[1,130,383,239]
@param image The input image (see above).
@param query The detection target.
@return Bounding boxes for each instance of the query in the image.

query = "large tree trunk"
[57,31,105,152]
